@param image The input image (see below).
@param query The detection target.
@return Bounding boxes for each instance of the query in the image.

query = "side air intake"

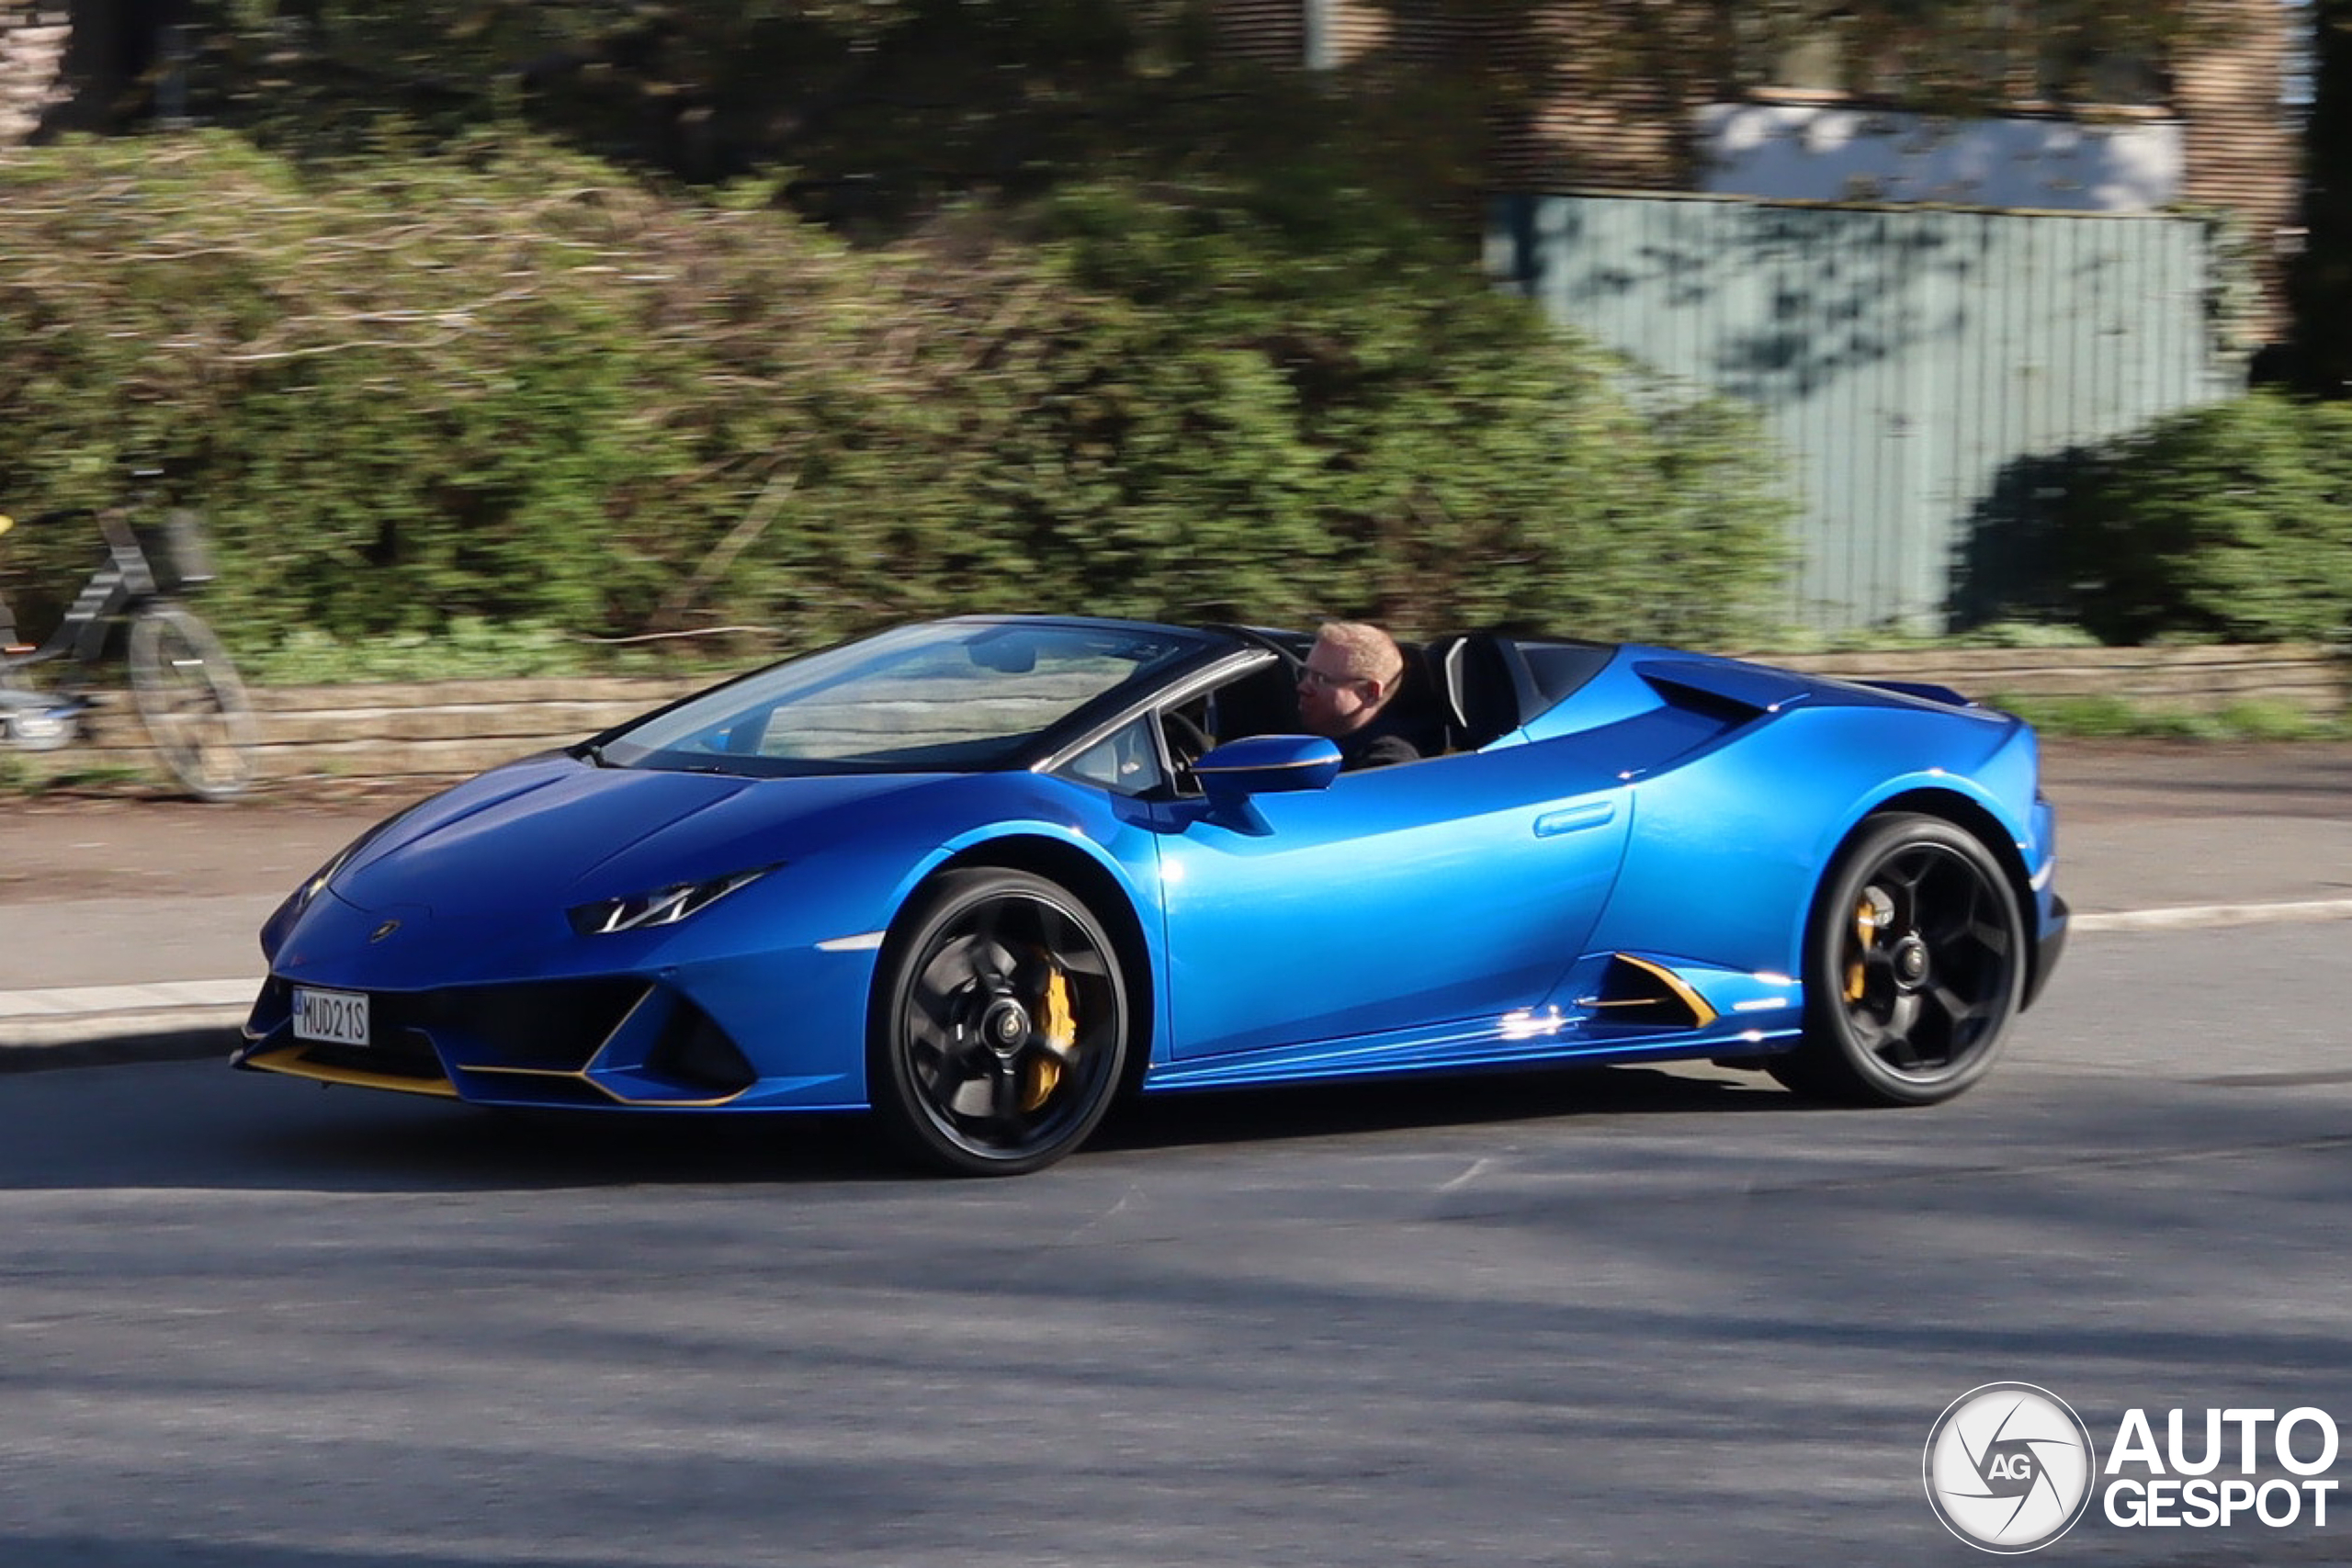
[1585,954,1718,1030]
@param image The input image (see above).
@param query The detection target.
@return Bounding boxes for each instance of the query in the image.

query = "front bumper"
[236,975,769,1109]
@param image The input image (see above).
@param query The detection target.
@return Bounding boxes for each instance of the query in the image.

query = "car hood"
[331,753,947,916]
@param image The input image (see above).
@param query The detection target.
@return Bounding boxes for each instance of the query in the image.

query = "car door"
[1150,741,1633,1060]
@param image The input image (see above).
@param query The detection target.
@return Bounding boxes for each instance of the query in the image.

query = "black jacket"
[1335,709,1423,771]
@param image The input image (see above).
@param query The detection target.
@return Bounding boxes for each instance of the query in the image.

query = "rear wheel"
[867,869,1130,1176]
[127,604,256,801]
[1770,813,2024,1105]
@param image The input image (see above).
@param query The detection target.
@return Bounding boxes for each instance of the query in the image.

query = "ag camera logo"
[1924,1382,2098,1552]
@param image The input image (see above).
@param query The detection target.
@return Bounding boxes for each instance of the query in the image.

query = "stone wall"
[27,644,2349,789]
[1765,644,2349,715]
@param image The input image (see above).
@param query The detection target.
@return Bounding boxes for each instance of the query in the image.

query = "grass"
[238,620,591,684]
[1754,618,2108,656]
[236,618,757,685]
[1991,694,2349,742]
[0,755,155,796]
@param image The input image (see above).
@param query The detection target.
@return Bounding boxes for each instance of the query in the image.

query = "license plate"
[293,987,371,1047]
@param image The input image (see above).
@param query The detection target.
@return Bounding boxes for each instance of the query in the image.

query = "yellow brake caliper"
[1023,962,1077,1111]
[1847,889,1892,1001]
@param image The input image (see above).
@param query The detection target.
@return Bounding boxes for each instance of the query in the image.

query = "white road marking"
[1440,1157,1496,1193]
[2071,899,2352,933]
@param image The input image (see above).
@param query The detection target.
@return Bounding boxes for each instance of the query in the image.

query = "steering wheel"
[1162,709,1212,771]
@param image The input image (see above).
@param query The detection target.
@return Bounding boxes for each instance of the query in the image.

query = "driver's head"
[1297,621,1404,739]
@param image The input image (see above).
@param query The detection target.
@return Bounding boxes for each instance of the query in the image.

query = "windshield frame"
[577,615,1235,780]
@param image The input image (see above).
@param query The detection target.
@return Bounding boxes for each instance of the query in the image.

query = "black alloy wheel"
[868,869,1130,1176]
[1771,812,2026,1106]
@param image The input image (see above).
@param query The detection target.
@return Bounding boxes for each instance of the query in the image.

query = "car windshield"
[594,620,1206,776]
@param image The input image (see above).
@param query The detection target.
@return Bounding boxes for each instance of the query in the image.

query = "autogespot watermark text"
[2101,1406,2338,1530]
[1924,1383,2345,1553]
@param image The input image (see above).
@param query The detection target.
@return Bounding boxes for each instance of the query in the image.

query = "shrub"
[0,133,1795,661]
[2052,390,2352,645]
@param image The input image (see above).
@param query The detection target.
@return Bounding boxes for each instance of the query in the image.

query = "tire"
[867,868,1131,1176]
[127,604,257,801]
[1770,813,2025,1106]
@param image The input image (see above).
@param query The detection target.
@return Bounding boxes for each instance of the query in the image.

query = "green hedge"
[2053,390,2352,646]
[0,131,1793,662]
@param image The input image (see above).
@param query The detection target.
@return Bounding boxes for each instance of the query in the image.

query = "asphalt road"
[1,914,2348,1566]
[2,736,2349,1568]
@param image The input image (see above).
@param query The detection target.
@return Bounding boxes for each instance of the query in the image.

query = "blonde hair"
[1312,621,1404,693]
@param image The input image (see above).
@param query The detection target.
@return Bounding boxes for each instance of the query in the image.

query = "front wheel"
[1770,813,2025,1106]
[127,604,257,801]
[867,869,1131,1177]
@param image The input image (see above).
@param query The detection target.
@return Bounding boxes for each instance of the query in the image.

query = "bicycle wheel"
[127,604,257,800]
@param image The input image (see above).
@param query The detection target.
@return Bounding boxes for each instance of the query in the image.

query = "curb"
[0,1010,243,1072]
[0,981,251,1072]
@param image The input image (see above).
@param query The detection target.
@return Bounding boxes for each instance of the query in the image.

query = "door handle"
[1533,800,1616,837]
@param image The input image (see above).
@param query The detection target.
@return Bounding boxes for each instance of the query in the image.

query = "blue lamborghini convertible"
[236,615,2067,1174]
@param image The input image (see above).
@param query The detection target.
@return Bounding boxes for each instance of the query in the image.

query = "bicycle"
[0,488,258,800]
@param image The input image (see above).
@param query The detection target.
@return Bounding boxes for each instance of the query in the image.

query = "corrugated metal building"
[1211,1,2299,333]
[1492,192,2238,631]
[1216,2,2290,631]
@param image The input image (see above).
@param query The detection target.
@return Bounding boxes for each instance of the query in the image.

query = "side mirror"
[1193,734,1341,798]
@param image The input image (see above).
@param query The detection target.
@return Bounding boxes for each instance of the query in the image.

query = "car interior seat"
[1380,645,1451,760]
[1207,655,1305,742]
[1426,632,1529,751]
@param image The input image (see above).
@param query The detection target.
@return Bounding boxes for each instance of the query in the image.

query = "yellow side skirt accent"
[1613,954,1720,1029]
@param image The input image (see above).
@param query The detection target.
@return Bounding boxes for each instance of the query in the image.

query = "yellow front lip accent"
[245,1045,752,1109]
[241,1044,461,1099]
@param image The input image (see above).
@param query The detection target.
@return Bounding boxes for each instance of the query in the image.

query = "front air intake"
[642,1003,759,1095]
[423,979,649,1070]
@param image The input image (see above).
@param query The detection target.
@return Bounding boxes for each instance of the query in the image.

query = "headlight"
[569,865,776,936]
[292,851,348,909]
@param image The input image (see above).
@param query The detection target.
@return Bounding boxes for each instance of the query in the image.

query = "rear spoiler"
[1636,660,1813,717]
[1640,660,1984,718]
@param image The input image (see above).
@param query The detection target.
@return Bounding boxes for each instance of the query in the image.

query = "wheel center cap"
[1893,934,1930,990]
[981,998,1031,1052]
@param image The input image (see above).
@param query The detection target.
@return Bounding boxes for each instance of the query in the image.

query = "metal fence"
[1489,192,2244,634]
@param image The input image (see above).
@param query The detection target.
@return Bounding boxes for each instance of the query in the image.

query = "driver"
[1296,621,1421,771]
